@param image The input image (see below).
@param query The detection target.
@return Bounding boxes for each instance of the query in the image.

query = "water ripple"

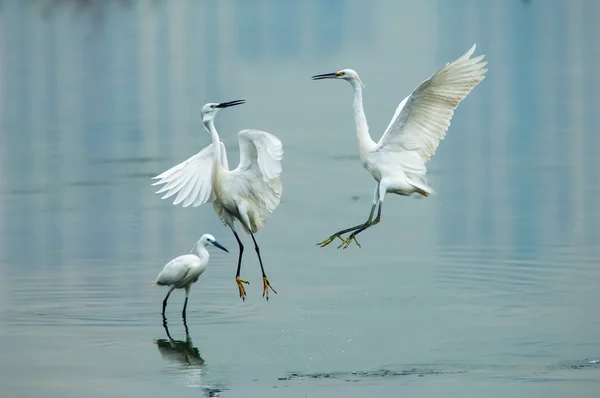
[435,245,600,296]
[277,359,600,383]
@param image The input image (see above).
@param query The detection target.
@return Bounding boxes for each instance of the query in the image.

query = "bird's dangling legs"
[232,230,249,301]
[316,203,376,248]
[317,185,380,248]
[339,202,382,249]
[162,287,175,316]
[250,232,277,300]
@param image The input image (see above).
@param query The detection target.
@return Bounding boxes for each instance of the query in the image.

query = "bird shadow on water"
[154,314,227,397]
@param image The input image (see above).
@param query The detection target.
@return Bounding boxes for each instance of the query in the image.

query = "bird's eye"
[210,105,215,109]
[339,72,345,76]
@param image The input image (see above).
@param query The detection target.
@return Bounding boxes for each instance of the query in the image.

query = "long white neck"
[350,80,374,153]
[194,244,209,260]
[204,119,223,169]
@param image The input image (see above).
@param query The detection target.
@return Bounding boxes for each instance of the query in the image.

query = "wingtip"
[467,43,477,56]
[453,44,479,64]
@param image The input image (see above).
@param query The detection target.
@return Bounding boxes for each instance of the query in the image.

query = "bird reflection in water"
[155,314,205,366]
[154,315,226,396]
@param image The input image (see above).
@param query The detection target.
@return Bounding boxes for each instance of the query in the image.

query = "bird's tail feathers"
[413,185,433,197]
[239,217,263,234]
[406,172,433,197]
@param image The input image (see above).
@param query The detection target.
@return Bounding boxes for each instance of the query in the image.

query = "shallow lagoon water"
[1,1,599,397]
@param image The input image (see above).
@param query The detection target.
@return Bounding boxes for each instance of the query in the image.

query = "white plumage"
[151,100,283,301]
[155,255,206,288]
[153,142,228,207]
[210,129,283,235]
[312,44,488,249]
[154,233,229,316]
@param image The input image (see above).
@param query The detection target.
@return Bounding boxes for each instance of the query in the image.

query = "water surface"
[1,0,599,397]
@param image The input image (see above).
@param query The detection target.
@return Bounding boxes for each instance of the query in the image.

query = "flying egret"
[154,233,228,316]
[312,44,487,249]
[151,100,283,301]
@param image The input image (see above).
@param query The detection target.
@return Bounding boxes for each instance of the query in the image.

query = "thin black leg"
[232,230,244,278]
[250,232,277,299]
[232,229,249,300]
[347,202,382,241]
[182,297,189,318]
[333,203,377,236]
[316,203,376,247]
[162,289,173,315]
[250,232,266,278]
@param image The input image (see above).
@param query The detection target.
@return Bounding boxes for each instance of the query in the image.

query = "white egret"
[312,44,488,249]
[154,233,228,316]
[151,100,283,301]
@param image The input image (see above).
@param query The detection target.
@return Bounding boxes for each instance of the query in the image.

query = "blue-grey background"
[0,0,598,397]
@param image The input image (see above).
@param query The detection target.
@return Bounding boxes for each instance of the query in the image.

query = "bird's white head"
[311,68,364,88]
[201,100,246,124]
[191,233,229,254]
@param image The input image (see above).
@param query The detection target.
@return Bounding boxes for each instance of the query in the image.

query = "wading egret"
[154,233,228,316]
[151,100,283,301]
[312,44,487,249]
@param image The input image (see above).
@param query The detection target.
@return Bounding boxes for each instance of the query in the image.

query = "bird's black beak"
[311,72,338,80]
[216,99,245,109]
[211,240,229,253]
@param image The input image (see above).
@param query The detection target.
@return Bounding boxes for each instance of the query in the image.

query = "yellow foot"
[236,276,249,301]
[337,235,361,249]
[316,234,346,248]
[262,277,277,300]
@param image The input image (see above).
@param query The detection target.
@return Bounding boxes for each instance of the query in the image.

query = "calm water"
[1,0,599,397]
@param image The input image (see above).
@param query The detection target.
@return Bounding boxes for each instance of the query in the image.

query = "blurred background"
[0,0,599,397]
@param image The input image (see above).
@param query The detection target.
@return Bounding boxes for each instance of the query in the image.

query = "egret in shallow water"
[154,233,228,316]
[151,100,283,301]
[312,44,488,249]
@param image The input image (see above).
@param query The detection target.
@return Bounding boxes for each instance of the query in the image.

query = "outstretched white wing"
[377,44,487,163]
[236,129,283,181]
[228,129,283,232]
[151,141,228,208]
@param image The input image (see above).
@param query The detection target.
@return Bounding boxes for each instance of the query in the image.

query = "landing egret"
[312,44,487,249]
[151,100,283,301]
[154,233,228,316]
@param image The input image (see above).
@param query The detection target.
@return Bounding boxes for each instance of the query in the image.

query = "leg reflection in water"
[155,313,204,366]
